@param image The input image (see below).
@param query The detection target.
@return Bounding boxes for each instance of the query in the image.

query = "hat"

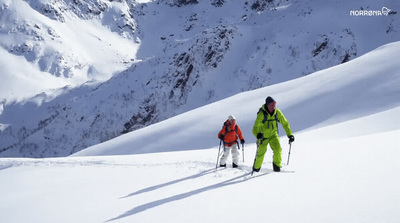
[228,115,236,120]
[265,96,276,105]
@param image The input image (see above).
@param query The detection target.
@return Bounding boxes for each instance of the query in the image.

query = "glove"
[240,139,245,144]
[288,135,295,143]
[256,132,264,139]
[219,134,224,140]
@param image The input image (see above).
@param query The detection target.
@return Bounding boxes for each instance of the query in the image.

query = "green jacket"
[252,105,292,139]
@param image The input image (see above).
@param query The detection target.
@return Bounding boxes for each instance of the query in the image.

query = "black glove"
[256,132,264,139]
[240,139,245,144]
[288,135,295,143]
[219,134,224,140]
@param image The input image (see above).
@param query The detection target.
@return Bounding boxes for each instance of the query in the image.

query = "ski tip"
[279,170,295,173]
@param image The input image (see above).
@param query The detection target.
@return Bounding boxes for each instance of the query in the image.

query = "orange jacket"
[218,120,244,146]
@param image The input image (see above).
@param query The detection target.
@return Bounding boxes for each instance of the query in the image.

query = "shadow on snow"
[106,167,270,222]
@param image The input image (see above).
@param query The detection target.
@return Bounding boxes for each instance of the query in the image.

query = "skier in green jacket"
[252,96,295,172]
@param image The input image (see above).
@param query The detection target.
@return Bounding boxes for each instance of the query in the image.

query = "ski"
[250,169,295,175]
[276,170,295,173]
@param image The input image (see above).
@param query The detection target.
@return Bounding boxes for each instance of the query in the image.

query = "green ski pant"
[254,136,282,169]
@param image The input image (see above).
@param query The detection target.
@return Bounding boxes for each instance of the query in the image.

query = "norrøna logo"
[350,7,391,16]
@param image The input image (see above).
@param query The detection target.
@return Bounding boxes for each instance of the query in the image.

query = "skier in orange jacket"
[218,115,245,168]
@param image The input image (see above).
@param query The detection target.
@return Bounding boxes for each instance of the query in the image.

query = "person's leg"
[219,145,231,166]
[231,143,240,167]
[270,137,282,169]
[253,140,269,170]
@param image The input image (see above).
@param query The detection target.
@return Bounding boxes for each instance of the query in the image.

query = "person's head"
[228,115,236,124]
[265,96,276,111]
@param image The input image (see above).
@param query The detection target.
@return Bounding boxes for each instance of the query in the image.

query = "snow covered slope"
[0,42,399,223]
[0,0,139,101]
[74,41,400,156]
[1,0,399,157]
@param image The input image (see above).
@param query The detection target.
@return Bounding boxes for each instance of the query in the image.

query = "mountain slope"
[74,41,400,156]
[0,0,399,157]
[0,0,139,101]
[0,41,399,223]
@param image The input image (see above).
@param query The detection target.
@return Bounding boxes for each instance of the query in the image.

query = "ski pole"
[287,141,292,165]
[242,143,245,163]
[216,140,222,169]
[251,139,260,176]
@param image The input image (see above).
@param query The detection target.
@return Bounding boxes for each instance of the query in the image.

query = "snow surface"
[0,41,399,223]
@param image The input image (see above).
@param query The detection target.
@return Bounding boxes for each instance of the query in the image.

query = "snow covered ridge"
[0,0,399,157]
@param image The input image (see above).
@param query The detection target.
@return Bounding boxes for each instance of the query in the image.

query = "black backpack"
[221,121,239,146]
[223,121,238,133]
[258,108,280,134]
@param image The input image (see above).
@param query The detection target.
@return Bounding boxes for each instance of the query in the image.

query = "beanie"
[265,96,276,105]
[228,115,236,120]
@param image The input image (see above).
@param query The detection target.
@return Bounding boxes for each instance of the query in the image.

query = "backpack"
[221,121,239,146]
[258,108,280,134]
[223,120,238,134]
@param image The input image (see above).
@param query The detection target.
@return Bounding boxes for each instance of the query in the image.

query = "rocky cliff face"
[0,0,398,157]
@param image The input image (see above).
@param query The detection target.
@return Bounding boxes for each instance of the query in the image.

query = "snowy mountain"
[0,41,399,223]
[0,0,399,157]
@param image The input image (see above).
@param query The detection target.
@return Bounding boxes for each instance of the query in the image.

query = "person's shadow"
[106,167,270,222]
